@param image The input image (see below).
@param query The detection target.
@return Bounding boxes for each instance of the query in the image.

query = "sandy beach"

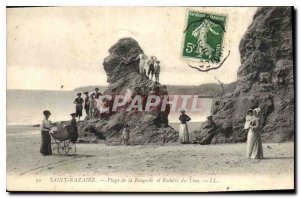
[7,125,294,192]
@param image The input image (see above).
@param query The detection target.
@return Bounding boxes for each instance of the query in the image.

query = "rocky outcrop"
[191,7,294,144]
[78,38,178,145]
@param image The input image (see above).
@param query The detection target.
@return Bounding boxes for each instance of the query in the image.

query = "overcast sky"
[7,7,257,90]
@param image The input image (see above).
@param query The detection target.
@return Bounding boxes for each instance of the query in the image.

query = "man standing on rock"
[95,87,102,99]
[73,93,84,121]
[89,93,96,119]
[154,60,161,82]
[136,53,148,74]
[83,92,90,116]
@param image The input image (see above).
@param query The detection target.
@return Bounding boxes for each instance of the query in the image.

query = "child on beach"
[121,124,130,145]
[40,110,52,156]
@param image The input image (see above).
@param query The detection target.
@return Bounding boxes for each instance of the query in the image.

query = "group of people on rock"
[136,53,161,82]
[73,87,113,121]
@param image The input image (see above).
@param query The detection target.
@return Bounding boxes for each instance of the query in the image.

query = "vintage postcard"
[6,6,294,192]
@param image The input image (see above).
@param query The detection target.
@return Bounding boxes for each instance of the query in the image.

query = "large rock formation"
[78,38,178,145]
[191,7,294,144]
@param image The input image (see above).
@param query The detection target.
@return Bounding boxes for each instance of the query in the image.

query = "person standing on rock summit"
[154,60,161,82]
[136,53,148,74]
[179,109,191,144]
[147,56,156,80]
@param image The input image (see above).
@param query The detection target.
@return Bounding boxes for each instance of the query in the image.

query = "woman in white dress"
[246,108,263,159]
[178,109,191,144]
[244,109,253,132]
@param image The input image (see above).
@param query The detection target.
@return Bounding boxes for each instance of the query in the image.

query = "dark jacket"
[179,114,191,124]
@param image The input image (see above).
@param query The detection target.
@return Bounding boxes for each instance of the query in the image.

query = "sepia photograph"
[6,6,294,192]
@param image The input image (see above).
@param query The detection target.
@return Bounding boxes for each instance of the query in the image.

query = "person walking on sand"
[154,60,161,82]
[179,109,191,144]
[135,53,148,74]
[83,92,90,116]
[147,56,156,80]
[40,110,52,156]
[74,93,84,121]
[69,113,79,142]
[121,124,130,145]
[247,108,263,159]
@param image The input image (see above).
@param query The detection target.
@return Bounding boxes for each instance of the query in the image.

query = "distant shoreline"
[7,89,215,99]
[7,82,232,97]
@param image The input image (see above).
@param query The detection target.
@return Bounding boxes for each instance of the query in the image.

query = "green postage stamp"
[182,10,227,63]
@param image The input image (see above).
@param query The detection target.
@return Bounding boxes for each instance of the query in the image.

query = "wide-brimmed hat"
[247,109,253,113]
[83,91,89,95]
[156,60,160,63]
[70,113,76,116]
[77,92,81,96]
[180,109,186,113]
[43,110,51,116]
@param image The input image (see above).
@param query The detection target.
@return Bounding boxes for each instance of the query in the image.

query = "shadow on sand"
[263,157,294,160]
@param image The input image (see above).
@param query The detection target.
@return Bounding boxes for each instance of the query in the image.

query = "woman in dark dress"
[69,113,79,142]
[40,110,52,156]
[179,109,191,143]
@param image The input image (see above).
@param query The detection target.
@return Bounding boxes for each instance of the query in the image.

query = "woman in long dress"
[247,108,263,159]
[69,113,79,142]
[179,110,191,144]
[40,110,52,156]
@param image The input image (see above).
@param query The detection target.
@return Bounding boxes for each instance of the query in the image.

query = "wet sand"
[7,125,294,192]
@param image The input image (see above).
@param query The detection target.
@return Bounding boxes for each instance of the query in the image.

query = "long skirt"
[179,124,189,143]
[247,129,263,159]
[40,130,52,155]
